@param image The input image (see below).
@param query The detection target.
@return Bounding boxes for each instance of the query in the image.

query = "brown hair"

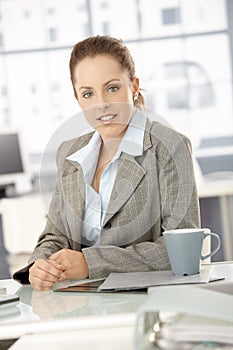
[69,35,144,108]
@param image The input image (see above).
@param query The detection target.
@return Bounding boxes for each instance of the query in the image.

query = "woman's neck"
[101,138,121,159]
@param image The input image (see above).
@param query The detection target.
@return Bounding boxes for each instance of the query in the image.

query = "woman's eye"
[108,86,119,93]
[83,91,93,98]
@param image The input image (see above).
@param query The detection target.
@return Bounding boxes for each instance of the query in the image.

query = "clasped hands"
[29,249,89,291]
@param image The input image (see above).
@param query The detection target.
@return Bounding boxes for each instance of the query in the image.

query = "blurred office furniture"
[0,131,38,276]
[196,135,233,262]
[198,180,233,262]
[0,194,47,275]
[0,194,46,253]
[0,131,32,196]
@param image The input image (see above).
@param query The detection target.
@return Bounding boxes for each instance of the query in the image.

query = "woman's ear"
[132,76,139,95]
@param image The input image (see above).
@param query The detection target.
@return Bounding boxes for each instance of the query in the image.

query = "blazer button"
[104,222,112,229]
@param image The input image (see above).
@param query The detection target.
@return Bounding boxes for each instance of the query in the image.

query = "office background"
[0,0,233,276]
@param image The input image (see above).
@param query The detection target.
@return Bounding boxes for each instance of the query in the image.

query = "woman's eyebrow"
[103,78,120,86]
[79,79,120,91]
[79,86,92,91]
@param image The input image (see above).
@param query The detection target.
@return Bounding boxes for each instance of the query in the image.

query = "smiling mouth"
[97,114,117,124]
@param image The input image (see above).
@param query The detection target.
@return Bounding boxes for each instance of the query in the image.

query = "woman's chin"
[97,123,128,141]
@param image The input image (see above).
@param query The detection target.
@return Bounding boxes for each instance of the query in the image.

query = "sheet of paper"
[98,269,222,291]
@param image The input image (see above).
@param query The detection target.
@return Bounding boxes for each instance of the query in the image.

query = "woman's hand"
[49,249,89,281]
[29,258,63,291]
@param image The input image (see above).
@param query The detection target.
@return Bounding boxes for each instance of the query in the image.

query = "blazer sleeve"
[82,130,201,279]
[32,138,82,260]
[27,183,73,264]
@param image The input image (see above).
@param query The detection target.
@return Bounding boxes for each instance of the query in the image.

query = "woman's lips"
[97,114,117,125]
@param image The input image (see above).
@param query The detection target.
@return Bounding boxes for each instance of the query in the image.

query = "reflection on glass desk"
[0,261,232,349]
[0,281,145,323]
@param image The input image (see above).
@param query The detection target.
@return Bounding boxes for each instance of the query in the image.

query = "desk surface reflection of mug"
[163,228,221,275]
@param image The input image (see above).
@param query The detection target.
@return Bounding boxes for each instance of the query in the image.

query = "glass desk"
[0,261,232,350]
[0,277,146,349]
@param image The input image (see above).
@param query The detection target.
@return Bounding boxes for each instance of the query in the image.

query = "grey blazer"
[25,118,200,279]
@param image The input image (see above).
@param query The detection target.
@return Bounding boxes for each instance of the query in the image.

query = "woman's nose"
[96,94,110,112]
[97,103,110,114]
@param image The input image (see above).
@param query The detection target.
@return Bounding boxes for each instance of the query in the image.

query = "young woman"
[14,35,200,290]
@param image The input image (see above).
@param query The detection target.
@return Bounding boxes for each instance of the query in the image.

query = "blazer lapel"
[102,154,145,227]
[102,118,153,227]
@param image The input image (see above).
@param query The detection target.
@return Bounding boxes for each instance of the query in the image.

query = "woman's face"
[73,54,139,142]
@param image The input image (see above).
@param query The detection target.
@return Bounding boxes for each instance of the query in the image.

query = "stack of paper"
[135,283,233,348]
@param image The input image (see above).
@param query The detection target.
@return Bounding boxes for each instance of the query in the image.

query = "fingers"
[29,275,55,291]
[49,249,71,265]
[47,258,63,272]
[48,249,89,280]
[49,250,64,262]
[49,252,67,281]
[54,251,89,280]
[29,259,63,291]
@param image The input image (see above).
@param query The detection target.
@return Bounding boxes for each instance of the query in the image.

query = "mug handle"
[201,232,221,261]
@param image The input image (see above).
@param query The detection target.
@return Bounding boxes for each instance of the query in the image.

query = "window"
[162,7,180,25]
[0,0,231,165]
[164,62,214,109]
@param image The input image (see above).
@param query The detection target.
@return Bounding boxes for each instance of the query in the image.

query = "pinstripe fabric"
[28,117,200,279]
